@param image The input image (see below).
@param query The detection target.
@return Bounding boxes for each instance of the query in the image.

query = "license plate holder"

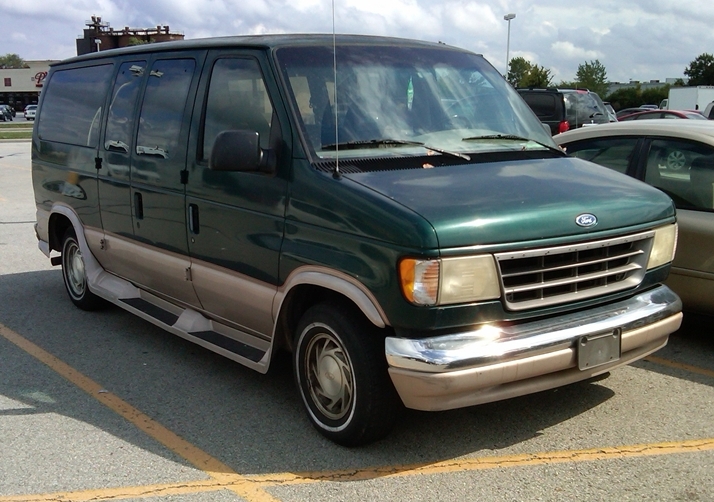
[578,330,621,371]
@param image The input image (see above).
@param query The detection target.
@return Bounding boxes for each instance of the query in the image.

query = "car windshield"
[276,43,555,161]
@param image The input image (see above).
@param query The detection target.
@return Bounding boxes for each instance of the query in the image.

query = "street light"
[504,13,516,76]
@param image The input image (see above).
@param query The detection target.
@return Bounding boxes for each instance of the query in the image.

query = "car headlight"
[647,223,678,270]
[399,255,501,306]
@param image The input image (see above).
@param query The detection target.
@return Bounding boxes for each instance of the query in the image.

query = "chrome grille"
[495,231,654,311]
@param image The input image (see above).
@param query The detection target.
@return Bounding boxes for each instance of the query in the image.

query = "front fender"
[274,266,390,329]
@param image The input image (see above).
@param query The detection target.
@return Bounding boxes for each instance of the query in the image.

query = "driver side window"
[202,58,273,160]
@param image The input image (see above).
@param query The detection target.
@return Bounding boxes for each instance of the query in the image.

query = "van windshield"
[276,43,555,161]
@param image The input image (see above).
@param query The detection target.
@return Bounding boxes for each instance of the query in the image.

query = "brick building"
[76,15,184,55]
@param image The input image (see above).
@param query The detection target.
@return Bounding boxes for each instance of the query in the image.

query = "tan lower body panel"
[389,313,682,412]
[666,268,714,315]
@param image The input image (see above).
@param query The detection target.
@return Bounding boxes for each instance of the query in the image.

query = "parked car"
[555,120,714,315]
[33,35,682,446]
[24,104,37,120]
[615,107,650,119]
[603,101,618,122]
[618,109,707,121]
[518,88,609,134]
[0,105,13,121]
[515,88,569,134]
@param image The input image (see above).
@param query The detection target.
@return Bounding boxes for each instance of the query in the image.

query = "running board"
[90,270,271,373]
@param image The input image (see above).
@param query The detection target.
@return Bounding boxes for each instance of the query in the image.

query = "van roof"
[54,34,469,66]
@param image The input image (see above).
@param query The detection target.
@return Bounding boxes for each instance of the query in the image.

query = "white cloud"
[0,0,711,83]
[550,41,602,62]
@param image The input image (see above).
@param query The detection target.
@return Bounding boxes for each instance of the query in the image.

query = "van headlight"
[399,255,501,306]
[647,223,678,270]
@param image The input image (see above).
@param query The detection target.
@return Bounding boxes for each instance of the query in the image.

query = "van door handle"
[134,192,144,220]
[188,203,199,234]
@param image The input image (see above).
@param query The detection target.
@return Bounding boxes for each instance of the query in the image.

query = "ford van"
[32,35,682,446]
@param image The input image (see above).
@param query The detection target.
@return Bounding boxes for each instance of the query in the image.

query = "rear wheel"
[61,228,106,310]
[294,302,400,446]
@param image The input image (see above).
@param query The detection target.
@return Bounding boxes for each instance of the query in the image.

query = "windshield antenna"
[332,0,341,178]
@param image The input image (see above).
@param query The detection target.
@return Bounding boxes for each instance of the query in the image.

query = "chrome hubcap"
[305,331,353,420]
[65,241,86,298]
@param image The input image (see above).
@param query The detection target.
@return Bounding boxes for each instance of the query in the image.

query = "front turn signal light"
[399,258,439,306]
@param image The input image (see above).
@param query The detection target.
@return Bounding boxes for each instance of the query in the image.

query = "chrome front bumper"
[385,285,682,411]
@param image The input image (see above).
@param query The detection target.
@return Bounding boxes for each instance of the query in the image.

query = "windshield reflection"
[277,42,555,160]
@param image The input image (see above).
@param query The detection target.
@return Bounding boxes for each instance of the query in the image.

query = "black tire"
[61,228,106,311]
[294,302,400,446]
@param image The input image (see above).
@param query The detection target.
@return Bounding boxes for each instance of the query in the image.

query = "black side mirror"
[209,130,275,173]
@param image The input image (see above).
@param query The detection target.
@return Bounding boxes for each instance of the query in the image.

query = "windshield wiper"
[322,139,422,150]
[462,134,565,155]
[322,139,470,161]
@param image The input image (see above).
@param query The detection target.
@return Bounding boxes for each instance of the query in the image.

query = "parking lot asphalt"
[1,141,713,501]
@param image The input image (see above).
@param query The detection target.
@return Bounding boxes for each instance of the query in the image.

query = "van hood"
[344,156,675,249]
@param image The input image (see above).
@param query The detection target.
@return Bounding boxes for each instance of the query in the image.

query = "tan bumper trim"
[389,312,681,411]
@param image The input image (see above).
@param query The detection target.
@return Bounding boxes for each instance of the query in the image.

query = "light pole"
[504,13,516,76]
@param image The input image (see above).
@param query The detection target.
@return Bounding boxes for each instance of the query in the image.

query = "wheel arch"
[272,269,392,354]
[48,210,75,253]
[46,204,104,289]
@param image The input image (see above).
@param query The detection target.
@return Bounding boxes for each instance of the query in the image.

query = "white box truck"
[664,86,714,113]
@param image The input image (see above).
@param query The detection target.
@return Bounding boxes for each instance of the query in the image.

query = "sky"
[1,0,712,84]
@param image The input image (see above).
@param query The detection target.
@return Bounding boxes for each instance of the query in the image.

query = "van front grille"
[495,231,655,311]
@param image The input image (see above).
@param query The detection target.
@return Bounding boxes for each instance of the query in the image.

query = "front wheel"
[61,228,106,311]
[294,302,400,446]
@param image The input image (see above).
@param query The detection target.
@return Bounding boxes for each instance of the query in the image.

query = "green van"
[32,35,682,446]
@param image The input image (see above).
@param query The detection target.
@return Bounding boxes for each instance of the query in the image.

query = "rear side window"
[520,93,562,121]
[37,64,113,147]
[136,58,196,160]
[104,61,147,153]
[645,139,714,210]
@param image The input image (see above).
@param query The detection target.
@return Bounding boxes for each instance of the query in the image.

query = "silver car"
[555,120,714,315]
[24,104,37,120]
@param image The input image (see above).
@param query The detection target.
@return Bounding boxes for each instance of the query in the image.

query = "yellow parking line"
[645,355,714,378]
[1,438,714,502]
[251,438,714,484]
[0,480,227,502]
[3,322,714,502]
[0,323,279,502]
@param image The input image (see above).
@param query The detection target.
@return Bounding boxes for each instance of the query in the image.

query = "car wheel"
[294,301,400,446]
[61,228,106,311]
[665,150,687,171]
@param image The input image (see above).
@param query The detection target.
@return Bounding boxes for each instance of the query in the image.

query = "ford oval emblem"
[575,213,598,227]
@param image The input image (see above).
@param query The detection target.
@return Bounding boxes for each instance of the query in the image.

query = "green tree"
[641,86,670,107]
[576,60,608,97]
[127,37,154,46]
[558,80,578,89]
[684,53,714,86]
[605,86,641,110]
[507,57,532,87]
[522,65,553,88]
[604,85,671,111]
[0,53,27,69]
